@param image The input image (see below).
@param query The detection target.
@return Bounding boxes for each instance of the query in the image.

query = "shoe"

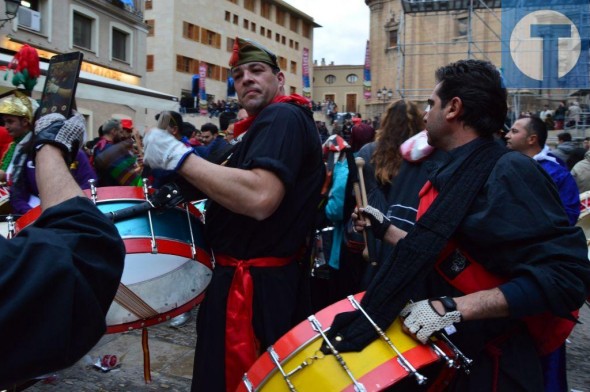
[169,311,191,328]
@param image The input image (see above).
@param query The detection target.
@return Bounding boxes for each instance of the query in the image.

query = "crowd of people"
[1,37,590,392]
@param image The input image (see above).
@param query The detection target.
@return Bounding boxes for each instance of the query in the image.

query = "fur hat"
[229,37,279,70]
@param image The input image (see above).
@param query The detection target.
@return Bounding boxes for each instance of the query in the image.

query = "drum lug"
[308,315,366,392]
[242,374,254,392]
[6,214,15,239]
[88,179,97,204]
[267,346,297,391]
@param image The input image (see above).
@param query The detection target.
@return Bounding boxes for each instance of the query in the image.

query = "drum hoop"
[123,237,213,270]
[106,290,206,334]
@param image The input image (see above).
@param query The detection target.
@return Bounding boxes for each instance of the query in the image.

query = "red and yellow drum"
[239,293,456,392]
[16,186,212,333]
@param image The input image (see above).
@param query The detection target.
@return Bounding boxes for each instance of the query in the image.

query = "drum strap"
[215,253,296,392]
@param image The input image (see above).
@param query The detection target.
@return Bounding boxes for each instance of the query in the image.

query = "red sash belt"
[215,253,295,392]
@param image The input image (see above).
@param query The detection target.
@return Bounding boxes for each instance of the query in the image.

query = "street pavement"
[24,305,590,391]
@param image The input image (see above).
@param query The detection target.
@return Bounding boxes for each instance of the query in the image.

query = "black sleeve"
[0,197,125,388]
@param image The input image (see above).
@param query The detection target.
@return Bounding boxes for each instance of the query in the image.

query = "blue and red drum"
[16,186,212,333]
[238,293,457,392]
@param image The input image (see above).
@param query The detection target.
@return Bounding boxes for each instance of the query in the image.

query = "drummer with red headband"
[142,37,324,391]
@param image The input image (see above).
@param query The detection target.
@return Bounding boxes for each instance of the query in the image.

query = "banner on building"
[501,0,589,89]
[302,48,311,98]
[363,40,371,99]
[227,76,236,97]
[199,62,208,115]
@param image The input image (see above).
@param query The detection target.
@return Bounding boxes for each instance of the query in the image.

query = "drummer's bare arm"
[36,145,84,211]
[178,154,285,220]
[432,288,510,321]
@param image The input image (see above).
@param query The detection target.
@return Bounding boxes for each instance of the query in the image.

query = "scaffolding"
[391,0,590,136]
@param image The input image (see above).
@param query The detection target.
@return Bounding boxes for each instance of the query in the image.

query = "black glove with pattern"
[34,112,86,164]
[362,205,392,241]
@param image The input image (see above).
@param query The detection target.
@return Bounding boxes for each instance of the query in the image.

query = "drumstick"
[355,157,369,208]
[355,157,377,265]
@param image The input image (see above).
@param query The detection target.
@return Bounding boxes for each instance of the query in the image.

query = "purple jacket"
[10,150,97,215]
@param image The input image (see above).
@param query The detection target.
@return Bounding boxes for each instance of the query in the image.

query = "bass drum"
[16,186,212,333]
[239,293,457,392]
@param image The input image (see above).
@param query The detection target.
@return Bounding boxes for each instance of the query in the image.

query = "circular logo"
[510,10,581,80]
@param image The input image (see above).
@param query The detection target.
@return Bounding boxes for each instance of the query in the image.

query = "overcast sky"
[283,0,370,66]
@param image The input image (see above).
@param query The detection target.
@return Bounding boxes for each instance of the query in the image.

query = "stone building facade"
[144,0,318,122]
[0,0,178,137]
[313,62,365,116]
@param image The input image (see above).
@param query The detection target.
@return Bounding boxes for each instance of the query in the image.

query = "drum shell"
[15,186,213,333]
[239,293,455,391]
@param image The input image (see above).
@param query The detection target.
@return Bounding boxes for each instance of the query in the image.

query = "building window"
[278,56,287,70]
[112,28,129,62]
[302,21,311,38]
[276,8,285,26]
[201,28,221,48]
[325,75,336,84]
[290,86,297,95]
[457,16,468,37]
[346,74,359,83]
[388,29,398,47]
[251,22,256,32]
[290,60,297,74]
[244,19,249,29]
[176,55,200,74]
[225,11,231,22]
[227,37,235,52]
[261,1,271,19]
[73,11,93,50]
[295,41,299,50]
[233,14,238,25]
[261,26,266,36]
[281,36,286,45]
[385,13,400,48]
[275,33,280,42]
[227,0,238,3]
[147,54,154,71]
[290,16,298,33]
[267,29,271,39]
[244,0,255,12]
[145,0,152,9]
[146,19,155,36]
[183,22,200,42]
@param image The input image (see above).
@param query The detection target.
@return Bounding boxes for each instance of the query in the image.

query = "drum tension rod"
[308,315,367,392]
[267,346,298,392]
[347,295,428,386]
[434,331,473,374]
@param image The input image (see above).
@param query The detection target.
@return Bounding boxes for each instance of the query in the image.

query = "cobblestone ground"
[21,305,590,391]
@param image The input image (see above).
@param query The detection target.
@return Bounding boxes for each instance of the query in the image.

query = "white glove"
[143,128,194,171]
[400,298,462,344]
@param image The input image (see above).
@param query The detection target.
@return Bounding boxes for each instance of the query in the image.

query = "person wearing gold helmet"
[0,92,37,185]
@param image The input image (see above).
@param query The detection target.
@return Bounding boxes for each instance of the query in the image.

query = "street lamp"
[1,0,21,27]
[376,86,393,104]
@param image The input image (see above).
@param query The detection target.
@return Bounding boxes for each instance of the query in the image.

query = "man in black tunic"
[142,37,324,391]
[332,59,590,391]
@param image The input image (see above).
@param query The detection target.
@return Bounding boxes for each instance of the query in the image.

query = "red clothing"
[0,127,13,162]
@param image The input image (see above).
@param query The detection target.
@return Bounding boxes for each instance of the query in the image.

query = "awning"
[0,53,178,111]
